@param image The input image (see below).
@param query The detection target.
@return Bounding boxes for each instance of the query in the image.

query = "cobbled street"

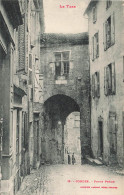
[17,164,124,195]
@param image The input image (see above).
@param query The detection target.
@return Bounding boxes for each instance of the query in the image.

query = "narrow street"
[17,164,124,195]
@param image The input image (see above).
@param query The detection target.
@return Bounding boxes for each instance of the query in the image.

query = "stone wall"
[40,34,91,164]
[87,0,124,166]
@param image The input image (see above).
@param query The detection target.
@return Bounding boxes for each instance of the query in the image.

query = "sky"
[43,0,90,34]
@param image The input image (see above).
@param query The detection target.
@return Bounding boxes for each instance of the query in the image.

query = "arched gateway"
[40,33,91,164]
[41,94,91,164]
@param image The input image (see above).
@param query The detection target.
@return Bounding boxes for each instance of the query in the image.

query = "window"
[29,87,33,101]
[92,32,99,60]
[103,13,115,50]
[18,21,25,72]
[92,6,97,23]
[55,51,70,79]
[92,71,100,98]
[104,62,116,95]
[106,0,112,9]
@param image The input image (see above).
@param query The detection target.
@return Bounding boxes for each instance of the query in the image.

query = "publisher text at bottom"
[80,186,118,189]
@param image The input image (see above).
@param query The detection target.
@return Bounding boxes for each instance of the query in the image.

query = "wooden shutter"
[18,20,25,71]
[112,62,116,94]
[92,7,97,23]
[97,71,100,97]
[104,67,107,95]
[103,22,107,51]
[92,74,95,98]
[29,87,33,101]
[61,52,64,75]
[39,74,43,103]
[91,37,94,61]
[25,32,28,73]
[34,70,39,102]
[96,32,99,58]
[111,12,115,45]
[106,65,110,94]
[94,34,97,59]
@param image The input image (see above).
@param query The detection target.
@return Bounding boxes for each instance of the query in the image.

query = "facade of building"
[0,1,24,194]
[0,0,44,194]
[84,0,124,167]
[40,33,91,164]
[26,0,44,170]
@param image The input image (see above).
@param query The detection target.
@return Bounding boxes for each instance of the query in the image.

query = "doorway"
[98,121,103,158]
[109,112,117,164]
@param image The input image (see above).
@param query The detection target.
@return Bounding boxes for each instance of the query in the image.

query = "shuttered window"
[97,71,100,97]
[104,66,107,95]
[29,87,33,101]
[92,71,100,98]
[92,6,97,23]
[34,69,40,102]
[104,62,116,95]
[91,32,99,60]
[55,51,70,79]
[95,32,99,58]
[103,13,115,50]
[111,12,115,45]
[103,22,107,51]
[111,62,116,94]
[18,21,25,71]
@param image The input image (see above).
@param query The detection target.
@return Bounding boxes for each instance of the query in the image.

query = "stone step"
[85,156,103,166]
[115,169,124,176]
[93,159,103,166]
[85,156,95,165]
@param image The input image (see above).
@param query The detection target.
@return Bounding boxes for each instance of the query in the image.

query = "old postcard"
[0,0,124,194]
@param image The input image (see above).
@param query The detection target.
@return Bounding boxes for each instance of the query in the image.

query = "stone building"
[0,1,23,194]
[40,33,91,164]
[0,0,44,194]
[26,0,44,170]
[84,0,124,167]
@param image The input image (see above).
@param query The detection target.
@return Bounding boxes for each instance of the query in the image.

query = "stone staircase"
[85,155,103,166]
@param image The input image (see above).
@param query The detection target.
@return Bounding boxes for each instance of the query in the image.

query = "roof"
[40,32,89,46]
[2,0,23,28]
[84,0,98,15]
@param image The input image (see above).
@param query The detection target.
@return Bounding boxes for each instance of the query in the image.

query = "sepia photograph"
[0,0,124,194]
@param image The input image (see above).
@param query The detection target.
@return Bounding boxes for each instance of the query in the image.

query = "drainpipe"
[61,120,65,164]
[0,116,3,193]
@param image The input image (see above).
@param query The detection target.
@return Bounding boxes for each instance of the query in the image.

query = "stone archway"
[41,94,91,164]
